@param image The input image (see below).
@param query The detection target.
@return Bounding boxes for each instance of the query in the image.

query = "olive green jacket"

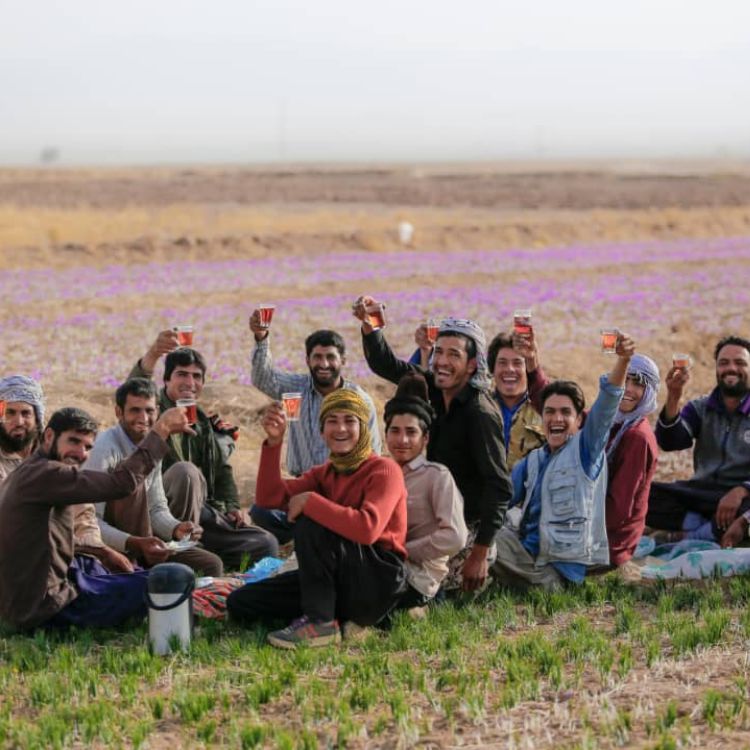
[128,360,239,513]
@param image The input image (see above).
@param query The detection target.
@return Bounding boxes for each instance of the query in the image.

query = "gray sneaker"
[267,616,341,649]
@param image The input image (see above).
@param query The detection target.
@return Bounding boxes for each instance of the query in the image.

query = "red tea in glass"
[176,399,198,424]
[281,392,302,422]
[672,353,692,369]
[600,329,619,354]
[513,310,533,336]
[425,319,439,344]
[175,325,194,346]
[258,305,275,327]
[365,304,386,330]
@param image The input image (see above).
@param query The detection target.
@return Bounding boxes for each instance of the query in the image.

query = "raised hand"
[154,406,197,439]
[262,402,287,446]
[141,330,181,373]
[249,309,270,341]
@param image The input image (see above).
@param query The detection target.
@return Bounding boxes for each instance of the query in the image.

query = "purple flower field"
[4,236,749,389]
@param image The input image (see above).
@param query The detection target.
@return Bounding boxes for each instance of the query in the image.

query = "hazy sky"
[2,0,749,165]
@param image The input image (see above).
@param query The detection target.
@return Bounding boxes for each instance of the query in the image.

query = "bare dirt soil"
[2,161,750,748]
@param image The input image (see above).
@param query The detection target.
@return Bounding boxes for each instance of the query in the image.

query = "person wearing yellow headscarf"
[228,389,408,648]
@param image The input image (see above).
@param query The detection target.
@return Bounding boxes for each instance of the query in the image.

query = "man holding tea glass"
[646,335,750,547]
[249,308,381,543]
[130,333,278,568]
[355,296,511,593]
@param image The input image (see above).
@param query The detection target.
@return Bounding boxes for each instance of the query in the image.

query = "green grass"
[1,574,750,748]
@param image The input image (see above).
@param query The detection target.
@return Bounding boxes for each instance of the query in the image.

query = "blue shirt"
[510,375,624,583]
[494,392,527,452]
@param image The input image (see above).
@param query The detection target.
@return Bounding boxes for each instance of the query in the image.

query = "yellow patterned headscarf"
[319,389,373,474]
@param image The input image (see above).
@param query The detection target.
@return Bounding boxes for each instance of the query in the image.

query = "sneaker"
[267,616,341,650]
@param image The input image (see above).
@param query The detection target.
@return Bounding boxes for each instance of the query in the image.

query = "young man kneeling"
[227,390,407,648]
[492,335,634,590]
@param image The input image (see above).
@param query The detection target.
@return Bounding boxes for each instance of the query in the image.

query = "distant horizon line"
[2,155,750,175]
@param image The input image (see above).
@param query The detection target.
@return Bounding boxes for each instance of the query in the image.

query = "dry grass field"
[1,161,750,748]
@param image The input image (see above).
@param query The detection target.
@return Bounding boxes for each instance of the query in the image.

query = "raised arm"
[255,403,323,510]
[353,294,424,385]
[40,408,192,508]
[654,365,696,451]
[129,330,180,380]
[514,329,549,414]
[249,310,307,398]
[579,334,631,475]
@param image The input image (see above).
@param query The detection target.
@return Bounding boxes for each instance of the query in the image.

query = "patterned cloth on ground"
[641,540,750,579]
[192,556,284,619]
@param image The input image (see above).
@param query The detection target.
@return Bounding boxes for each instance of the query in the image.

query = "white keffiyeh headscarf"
[606,354,660,461]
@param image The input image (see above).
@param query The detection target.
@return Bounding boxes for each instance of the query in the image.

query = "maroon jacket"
[605,420,658,565]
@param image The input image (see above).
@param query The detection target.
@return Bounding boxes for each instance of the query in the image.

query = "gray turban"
[0,375,46,427]
[438,318,491,390]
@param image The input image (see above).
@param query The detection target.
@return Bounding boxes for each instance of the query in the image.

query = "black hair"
[115,378,158,409]
[487,332,516,372]
[305,330,346,357]
[437,331,477,359]
[45,407,98,436]
[164,348,207,382]
[540,380,586,415]
[714,336,750,361]
[384,373,435,434]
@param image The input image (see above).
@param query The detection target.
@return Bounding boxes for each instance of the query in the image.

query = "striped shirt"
[251,338,381,476]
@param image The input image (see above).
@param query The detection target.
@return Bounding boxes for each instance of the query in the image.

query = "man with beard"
[0,405,190,630]
[0,376,45,482]
[130,336,279,568]
[248,312,380,542]
[0,377,146,575]
[646,336,750,546]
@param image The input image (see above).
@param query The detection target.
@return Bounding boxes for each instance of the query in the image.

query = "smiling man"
[0,405,191,630]
[248,311,380,543]
[491,335,633,591]
[0,376,46,482]
[646,335,750,547]
[130,336,278,568]
[487,332,549,468]
[355,298,511,593]
[383,374,467,611]
[227,389,407,648]
[85,378,223,577]
[603,355,661,565]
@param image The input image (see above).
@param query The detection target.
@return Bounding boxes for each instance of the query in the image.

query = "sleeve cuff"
[600,373,625,396]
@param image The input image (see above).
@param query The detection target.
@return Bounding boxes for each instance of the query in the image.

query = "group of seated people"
[0,295,748,650]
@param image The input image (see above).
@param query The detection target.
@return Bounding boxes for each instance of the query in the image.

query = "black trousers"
[646,479,750,536]
[199,506,279,571]
[227,516,406,626]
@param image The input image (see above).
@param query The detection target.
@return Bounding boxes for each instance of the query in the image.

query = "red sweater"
[256,442,408,558]
[605,420,658,566]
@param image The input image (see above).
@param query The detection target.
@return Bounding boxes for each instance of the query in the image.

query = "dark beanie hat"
[384,373,436,428]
